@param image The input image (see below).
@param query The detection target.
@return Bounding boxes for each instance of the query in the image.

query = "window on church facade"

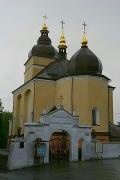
[92,108,100,126]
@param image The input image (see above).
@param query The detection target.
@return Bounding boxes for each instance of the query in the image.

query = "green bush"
[0,111,12,149]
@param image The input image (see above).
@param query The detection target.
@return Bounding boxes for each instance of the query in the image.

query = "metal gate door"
[49,131,70,162]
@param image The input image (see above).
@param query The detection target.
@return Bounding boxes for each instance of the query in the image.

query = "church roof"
[68,42,102,76]
[12,21,112,94]
[28,43,58,59]
[27,20,106,80]
[28,21,58,59]
[36,58,69,80]
[68,23,103,76]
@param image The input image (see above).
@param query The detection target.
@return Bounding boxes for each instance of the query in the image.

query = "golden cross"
[82,22,87,34]
[43,15,48,24]
[58,94,64,105]
[60,20,65,31]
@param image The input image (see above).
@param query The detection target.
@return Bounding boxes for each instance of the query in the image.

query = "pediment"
[41,106,79,126]
[48,108,73,118]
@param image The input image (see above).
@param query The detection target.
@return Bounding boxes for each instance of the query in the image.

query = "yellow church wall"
[24,56,55,82]
[25,56,55,70]
[56,76,110,133]
[13,95,23,134]
[13,81,34,134]
[108,88,114,124]
[12,74,113,137]
[56,78,72,113]
[24,65,45,83]
[34,80,56,122]
[73,78,90,125]
[12,95,21,134]
[13,79,56,134]
[87,78,109,132]
[56,77,90,120]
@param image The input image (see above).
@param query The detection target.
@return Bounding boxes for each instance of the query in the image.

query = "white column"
[71,137,78,161]
[82,136,91,160]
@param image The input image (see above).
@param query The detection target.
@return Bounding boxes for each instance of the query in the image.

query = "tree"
[0,99,12,149]
[0,99,4,142]
[0,99,4,113]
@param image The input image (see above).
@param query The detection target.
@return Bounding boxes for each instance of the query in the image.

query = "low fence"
[0,149,9,155]
[90,142,120,159]
[0,149,9,169]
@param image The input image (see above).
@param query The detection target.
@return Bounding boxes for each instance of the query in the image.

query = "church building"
[12,17,115,142]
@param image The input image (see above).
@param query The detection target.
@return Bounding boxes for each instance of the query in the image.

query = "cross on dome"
[81,21,88,46]
[42,15,48,31]
[60,20,65,32]
[58,20,67,49]
[43,15,48,24]
[82,22,87,34]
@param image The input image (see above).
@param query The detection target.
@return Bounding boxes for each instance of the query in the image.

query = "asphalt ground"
[0,159,120,180]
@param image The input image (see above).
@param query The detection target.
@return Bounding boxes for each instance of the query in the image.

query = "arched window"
[92,108,100,126]
[24,89,32,122]
[16,94,22,127]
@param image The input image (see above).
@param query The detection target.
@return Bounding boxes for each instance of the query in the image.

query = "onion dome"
[37,20,69,80]
[28,16,58,59]
[69,23,102,75]
[58,20,67,59]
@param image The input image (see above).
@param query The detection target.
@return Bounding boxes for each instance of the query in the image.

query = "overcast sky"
[0,0,120,123]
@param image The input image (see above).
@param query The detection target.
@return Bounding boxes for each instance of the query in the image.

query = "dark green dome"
[69,46,102,75]
[28,29,58,59]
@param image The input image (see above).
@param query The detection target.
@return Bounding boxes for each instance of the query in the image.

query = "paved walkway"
[0,159,120,180]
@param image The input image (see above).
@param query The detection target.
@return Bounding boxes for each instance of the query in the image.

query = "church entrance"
[49,130,71,163]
